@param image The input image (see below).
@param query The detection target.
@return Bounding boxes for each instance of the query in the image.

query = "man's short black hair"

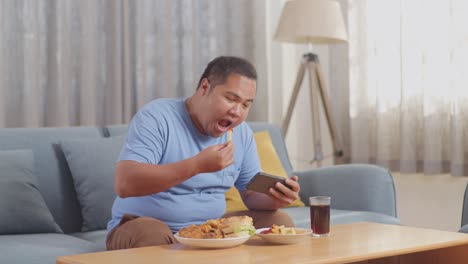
[196,56,257,90]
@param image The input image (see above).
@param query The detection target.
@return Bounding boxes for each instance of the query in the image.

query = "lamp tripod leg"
[315,60,344,162]
[281,53,344,167]
[307,61,323,166]
[281,61,307,136]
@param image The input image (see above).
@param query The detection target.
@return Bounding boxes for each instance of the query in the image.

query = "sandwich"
[219,216,256,238]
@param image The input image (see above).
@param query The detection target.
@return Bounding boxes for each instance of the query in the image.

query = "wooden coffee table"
[57,222,468,264]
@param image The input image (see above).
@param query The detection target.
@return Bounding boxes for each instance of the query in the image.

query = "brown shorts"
[106,214,177,250]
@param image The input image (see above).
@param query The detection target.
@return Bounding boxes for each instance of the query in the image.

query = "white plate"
[174,233,251,249]
[255,228,312,245]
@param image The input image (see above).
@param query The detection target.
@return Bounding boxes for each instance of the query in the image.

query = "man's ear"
[199,78,210,95]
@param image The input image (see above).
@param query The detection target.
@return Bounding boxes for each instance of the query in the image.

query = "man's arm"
[115,159,198,198]
[115,141,234,198]
[239,176,301,210]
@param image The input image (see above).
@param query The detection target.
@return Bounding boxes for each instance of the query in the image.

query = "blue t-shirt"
[107,97,261,233]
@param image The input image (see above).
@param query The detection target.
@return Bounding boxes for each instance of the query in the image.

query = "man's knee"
[255,210,295,228]
[107,216,176,250]
[132,217,176,247]
[223,209,295,228]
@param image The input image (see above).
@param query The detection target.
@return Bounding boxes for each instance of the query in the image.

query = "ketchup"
[260,229,273,234]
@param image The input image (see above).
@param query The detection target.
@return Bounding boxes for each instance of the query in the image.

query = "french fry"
[270,224,297,235]
[227,128,233,141]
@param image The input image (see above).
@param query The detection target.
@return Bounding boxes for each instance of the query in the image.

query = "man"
[106,56,301,250]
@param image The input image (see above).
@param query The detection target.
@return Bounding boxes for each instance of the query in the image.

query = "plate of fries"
[255,225,312,245]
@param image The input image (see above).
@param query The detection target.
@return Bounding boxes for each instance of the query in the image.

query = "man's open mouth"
[218,119,233,129]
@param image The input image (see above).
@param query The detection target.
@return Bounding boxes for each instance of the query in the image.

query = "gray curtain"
[0,0,268,128]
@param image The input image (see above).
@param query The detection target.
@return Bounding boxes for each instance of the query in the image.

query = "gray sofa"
[0,122,399,264]
[459,182,468,233]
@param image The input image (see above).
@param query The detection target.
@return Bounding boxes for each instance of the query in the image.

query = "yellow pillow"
[225,130,305,213]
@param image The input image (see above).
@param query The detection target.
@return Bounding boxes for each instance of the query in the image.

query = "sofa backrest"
[0,127,104,233]
[105,122,294,176]
[0,122,293,234]
[461,182,468,228]
[104,124,128,138]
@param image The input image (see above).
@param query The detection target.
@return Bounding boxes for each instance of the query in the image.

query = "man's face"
[197,73,256,137]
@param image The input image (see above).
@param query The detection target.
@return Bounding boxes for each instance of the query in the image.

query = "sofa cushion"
[0,150,62,234]
[0,126,104,233]
[0,233,101,264]
[248,122,294,175]
[61,136,124,231]
[70,230,107,251]
[225,131,305,213]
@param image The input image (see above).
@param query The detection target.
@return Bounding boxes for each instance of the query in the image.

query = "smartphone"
[246,172,290,195]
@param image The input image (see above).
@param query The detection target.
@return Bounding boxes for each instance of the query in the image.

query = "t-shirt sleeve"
[118,106,166,164]
[234,128,261,191]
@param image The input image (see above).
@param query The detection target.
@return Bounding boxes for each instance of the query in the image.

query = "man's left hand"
[268,175,301,208]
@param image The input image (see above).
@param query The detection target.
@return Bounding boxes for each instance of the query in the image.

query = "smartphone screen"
[246,172,289,195]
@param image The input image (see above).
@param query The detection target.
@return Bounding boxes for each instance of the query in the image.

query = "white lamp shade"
[274,0,348,44]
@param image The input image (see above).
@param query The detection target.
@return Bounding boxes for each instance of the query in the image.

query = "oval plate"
[255,228,312,245]
[174,233,251,249]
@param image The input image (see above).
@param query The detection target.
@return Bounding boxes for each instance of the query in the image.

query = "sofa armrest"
[295,164,397,218]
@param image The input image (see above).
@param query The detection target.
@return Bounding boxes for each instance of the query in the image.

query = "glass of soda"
[309,196,331,237]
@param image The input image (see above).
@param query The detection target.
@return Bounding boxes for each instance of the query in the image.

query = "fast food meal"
[178,216,255,239]
[259,224,305,235]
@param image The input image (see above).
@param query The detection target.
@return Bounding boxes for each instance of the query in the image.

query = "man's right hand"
[194,141,234,173]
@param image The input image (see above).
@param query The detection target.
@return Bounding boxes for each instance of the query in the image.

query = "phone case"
[246,172,288,195]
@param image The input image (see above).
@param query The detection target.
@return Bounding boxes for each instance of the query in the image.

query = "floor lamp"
[274,0,348,165]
